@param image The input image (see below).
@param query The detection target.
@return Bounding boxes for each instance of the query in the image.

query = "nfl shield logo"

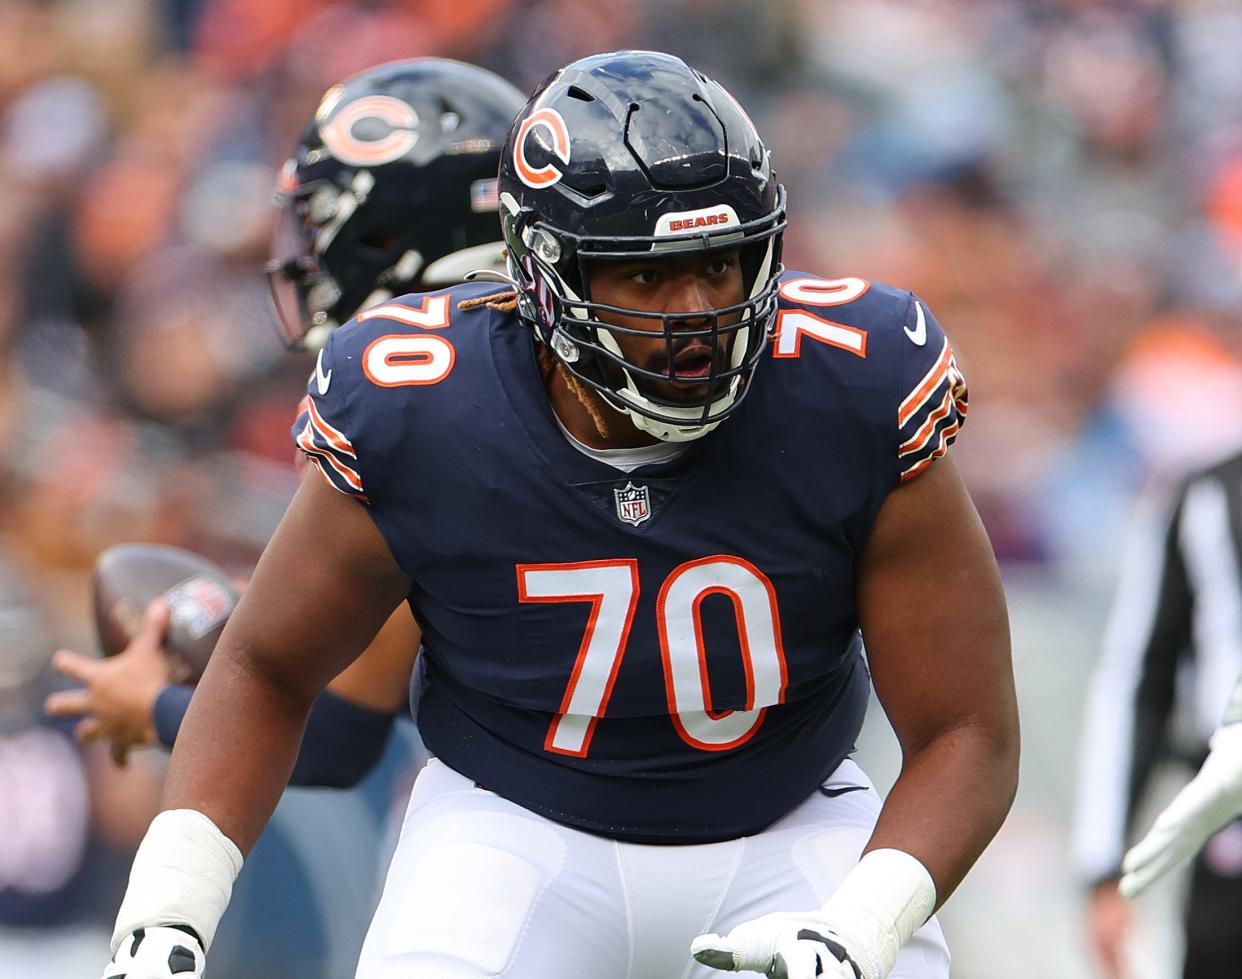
[165,575,237,640]
[613,481,652,526]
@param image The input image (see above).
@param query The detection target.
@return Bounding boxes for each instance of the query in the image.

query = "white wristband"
[819,849,937,979]
[111,809,244,953]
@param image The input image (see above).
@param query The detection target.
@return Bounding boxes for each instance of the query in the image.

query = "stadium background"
[3,0,1242,975]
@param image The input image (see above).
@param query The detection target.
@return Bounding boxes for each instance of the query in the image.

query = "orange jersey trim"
[899,389,954,457]
[296,422,363,493]
[898,337,953,427]
[305,397,356,458]
[899,419,961,482]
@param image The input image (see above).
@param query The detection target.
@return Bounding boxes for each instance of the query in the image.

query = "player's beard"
[638,331,735,405]
[587,310,742,409]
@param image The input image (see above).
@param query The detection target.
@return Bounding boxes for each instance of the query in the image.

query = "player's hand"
[45,600,172,767]
[1120,721,1242,898]
[102,926,205,978]
[692,912,864,979]
[1085,881,1130,979]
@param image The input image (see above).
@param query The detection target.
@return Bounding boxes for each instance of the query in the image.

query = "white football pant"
[356,757,949,979]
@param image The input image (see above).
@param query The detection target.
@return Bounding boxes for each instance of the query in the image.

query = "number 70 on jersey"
[517,556,788,758]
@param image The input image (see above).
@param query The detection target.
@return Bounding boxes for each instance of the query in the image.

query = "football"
[91,543,241,683]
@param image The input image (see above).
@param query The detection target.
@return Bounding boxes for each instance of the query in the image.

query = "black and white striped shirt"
[1074,448,1242,884]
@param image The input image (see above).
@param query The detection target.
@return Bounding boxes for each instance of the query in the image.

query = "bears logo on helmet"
[318,94,421,168]
[513,107,570,189]
[266,58,525,352]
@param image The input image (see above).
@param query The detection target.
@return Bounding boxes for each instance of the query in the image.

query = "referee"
[1075,447,1242,979]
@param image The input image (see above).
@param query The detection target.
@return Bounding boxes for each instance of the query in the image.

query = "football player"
[102,52,1018,979]
[46,58,524,781]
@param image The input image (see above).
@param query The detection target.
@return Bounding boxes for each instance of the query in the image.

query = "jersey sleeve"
[895,295,968,483]
[291,336,368,503]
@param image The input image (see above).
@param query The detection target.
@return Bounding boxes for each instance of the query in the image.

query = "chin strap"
[620,397,723,442]
[613,372,744,443]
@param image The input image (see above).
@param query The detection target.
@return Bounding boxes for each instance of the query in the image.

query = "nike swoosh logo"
[903,301,927,346]
[314,349,333,396]
[818,784,867,798]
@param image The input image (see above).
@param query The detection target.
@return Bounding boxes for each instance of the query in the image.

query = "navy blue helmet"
[498,51,786,442]
[268,58,525,351]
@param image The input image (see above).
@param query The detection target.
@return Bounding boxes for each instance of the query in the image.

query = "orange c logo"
[514,108,571,189]
[319,95,420,167]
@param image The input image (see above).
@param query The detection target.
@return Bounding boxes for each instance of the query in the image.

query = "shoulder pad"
[771,272,968,484]
[290,282,514,500]
[772,273,907,359]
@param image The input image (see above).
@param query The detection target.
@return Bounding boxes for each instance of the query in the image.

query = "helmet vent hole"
[567,86,595,102]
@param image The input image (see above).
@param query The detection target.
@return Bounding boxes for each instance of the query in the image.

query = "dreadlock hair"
[538,344,610,441]
[458,290,610,441]
[457,290,518,313]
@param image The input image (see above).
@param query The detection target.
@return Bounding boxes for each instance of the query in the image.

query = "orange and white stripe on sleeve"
[290,351,368,502]
[896,304,969,483]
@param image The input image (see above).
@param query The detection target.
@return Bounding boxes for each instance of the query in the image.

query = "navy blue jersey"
[293,272,967,843]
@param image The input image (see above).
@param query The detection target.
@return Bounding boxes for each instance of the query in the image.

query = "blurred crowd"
[4,0,1242,975]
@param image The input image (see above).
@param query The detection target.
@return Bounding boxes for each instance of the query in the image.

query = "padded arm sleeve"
[289,688,398,788]
[154,685,396,789]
